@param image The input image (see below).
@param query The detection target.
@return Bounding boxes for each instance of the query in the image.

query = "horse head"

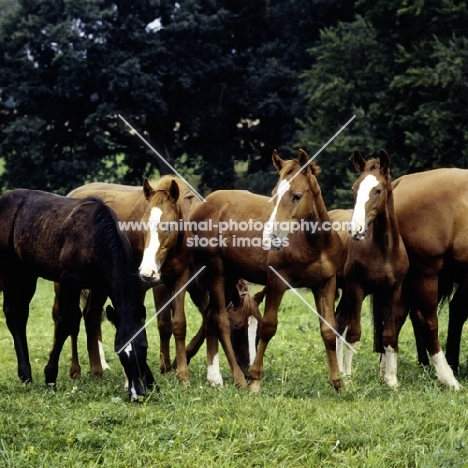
[138,177,183,285]
[106,304,156,401]
[349,149,391,240]
[227,279,264,373]
[263,149,323,250]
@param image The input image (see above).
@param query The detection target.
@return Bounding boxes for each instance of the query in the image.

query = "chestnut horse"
[186,149,344,391]
[335,150,409,387]
[137,178,264,385]
[0,189,154,400]
[391,168,468,389]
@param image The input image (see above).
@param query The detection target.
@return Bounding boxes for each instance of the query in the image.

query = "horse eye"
[292,193,302,202]
[375,189,382,195]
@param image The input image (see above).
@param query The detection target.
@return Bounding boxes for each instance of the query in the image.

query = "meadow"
[1,279,468,467]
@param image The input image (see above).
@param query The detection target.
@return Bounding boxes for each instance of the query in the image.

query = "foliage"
[298,0,468,209]
[0,0,355,194]
[1,279,468,466]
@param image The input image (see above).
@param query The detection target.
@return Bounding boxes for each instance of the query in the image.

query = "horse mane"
[279,158,321,178]
[364,158,380,172]
[149,175,198,219]
[87,198,143,323]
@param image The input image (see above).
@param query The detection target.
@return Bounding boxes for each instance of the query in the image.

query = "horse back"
[0,189,112,283]
[393,168,468,262]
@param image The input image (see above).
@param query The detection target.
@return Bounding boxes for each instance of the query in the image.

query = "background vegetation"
[1,0,468,208]
[1,279,468,466]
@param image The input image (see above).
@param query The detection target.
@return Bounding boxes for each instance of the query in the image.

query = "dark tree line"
[1,0,467,209]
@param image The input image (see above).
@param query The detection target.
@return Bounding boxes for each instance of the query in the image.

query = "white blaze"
[263,180,290,247]
[247,316,258,366]
[350,174,379,237]
[139,207,163,280]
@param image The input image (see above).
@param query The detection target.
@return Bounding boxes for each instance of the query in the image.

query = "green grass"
[1,279,468,467]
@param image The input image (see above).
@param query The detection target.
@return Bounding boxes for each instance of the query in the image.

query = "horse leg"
[185,322,205,365]
[171,276,189,384]
[378,285,408,388]
[409,307,429,366]
[446,278,468,372]
[153,284,173,374]
[336,280,365,377]
[313,274,342,391]
[3,274,37,383]
[411,274,460,389]
[249,277,286,392]
[52,282,82,379]
[44,282,82,387]
[204,302,223,386]
[204,273,247,389]
[83,289,108,378]
[184,279,209,365]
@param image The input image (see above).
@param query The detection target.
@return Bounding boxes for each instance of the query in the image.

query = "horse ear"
[298,149,321,176]
[352,150,366,173]
[379,149,390,175]
[168,179,180,202]
[272,150,283,172]
[298,149,308,166]
[143,178,155,200]
[106,305,119,328]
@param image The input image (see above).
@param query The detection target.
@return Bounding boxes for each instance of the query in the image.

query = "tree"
[0,0,357,194]
[298,0,468,209]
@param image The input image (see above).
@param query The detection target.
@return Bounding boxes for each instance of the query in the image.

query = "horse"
[0,189,154,400]
[137,177,264,384]
[334,150,409,387]
[388,167,468,389]
[186,149,344,391]
[61,178,262,383]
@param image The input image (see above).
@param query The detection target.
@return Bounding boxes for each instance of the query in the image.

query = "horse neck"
[371,184,401,252]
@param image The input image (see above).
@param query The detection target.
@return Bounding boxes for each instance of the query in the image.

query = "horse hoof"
[385,378,399,389]
[160,364,173,374]
[331,378,343,392]
[249,380,261,393]
[69,368,81,380]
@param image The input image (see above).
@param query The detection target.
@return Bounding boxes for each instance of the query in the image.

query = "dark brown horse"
[391,168,468,389]
[334,150,409,387]
[0,189,154,400]
[187,149,344,391]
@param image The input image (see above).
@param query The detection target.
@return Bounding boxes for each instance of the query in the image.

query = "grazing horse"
[334,150,409,387]
[0,189,153,400]
[183,278,265,384]
[390,168,468,389]
[188,149,344,391]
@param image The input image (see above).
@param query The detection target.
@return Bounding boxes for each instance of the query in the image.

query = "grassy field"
[1,279,468,467]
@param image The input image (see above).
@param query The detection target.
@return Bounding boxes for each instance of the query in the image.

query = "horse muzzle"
[350,231,366,241]
[138,268,162,285]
